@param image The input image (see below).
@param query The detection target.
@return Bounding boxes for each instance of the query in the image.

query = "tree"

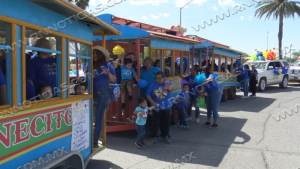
[293,51,300,57]
[255,0,300,59]
[68,0,89,10]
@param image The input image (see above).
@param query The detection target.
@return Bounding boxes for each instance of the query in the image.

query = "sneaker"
[252,95,256,97]
[179,124,183,128]
[152,137,158,144]
[163,136,171,143]
[195,119,200,123]
[186,117,192,122]
[209,124,218,129]
[141,141,146,146]
[202,122,211,127]
[241,96,248,99]
[183,125,189,130]
[128,95,132,101]
[135,142,143,148]
[93,143,100,149]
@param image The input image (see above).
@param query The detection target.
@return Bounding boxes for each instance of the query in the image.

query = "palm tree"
[255,0,300,59]
[68,0,89,10]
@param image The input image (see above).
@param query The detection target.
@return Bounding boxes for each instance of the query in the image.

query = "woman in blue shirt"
[242,65,251,99]
[147,71,174,144]
[200,66,222,129]
[92,46,116,148]
[178,65,201,123]
[26,38,57,96]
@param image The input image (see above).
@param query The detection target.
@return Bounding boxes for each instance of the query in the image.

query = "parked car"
[246,60,292,91]
[289,60,300,83]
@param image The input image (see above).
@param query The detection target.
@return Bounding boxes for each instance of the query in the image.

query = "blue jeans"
[93,87,112,143]
[206,89,222,122]
[188,93,200,119]
[243,79,250,96]
[136,124,146,143]
[179,106,187,126]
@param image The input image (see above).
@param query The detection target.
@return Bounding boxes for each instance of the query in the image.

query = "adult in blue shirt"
[26,38,57,96]
[249,65,258,97]
[242,65,251,99]
[0,68,7,105]
[92,46,116,149]
[147,71,174,144]
[178,65,201,123]
[140,58,161,103]
[200,66,222,129]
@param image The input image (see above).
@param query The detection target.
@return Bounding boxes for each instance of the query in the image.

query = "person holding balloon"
[199,66,222,129]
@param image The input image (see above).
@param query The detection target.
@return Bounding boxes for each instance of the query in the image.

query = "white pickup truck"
[289,60,300,83]
[246,60,292,91]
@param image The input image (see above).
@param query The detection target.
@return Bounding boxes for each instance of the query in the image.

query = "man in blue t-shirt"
[140,58,161,103]
[0,68,7,105]
[249,65,258,97]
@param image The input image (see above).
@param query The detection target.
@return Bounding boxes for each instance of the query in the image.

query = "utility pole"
[180,0,193,25]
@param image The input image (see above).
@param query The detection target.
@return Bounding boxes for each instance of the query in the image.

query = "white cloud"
[175,0,207,8]
[218,0,239,9]
[162,13,170,17]
[249,15,253,20]
[212,5,218,11]
[129,16,133,20]
[151,14,160,19]
[141,16,148,21]
[241,16,244,21]
[129,0,168,6]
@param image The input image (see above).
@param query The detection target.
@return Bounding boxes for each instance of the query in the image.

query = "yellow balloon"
[113,45,125,56]
[279,69,283,74]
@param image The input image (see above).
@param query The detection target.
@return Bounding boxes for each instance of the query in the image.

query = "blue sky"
[87,0,300,56]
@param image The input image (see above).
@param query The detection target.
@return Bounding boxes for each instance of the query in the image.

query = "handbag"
[196,97,206,108]
[110,83,120,101]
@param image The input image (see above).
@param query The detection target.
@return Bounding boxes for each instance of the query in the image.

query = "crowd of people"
[0,42,256,149]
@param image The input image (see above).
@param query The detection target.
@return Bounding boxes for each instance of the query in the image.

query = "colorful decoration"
[138,79,148,88]
[251,48,278,61]
[170,24,187,37]
[195,73,206,85]
[112,45,125,57]
[274,67,279,75]
[282,66,289,74]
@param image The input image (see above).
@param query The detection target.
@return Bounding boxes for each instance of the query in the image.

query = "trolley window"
[164,50,172,77]
[0,20,12,106]
[69,40,91,96]
[25,27,62,101]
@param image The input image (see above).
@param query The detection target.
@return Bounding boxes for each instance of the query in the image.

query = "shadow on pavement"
[98,116,249,168]
[87,160,123,169]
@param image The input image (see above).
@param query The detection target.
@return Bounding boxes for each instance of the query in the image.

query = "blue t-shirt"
[0,68,6,86]
[146,80,173,110]
[176,57,189,74]
[243,69,250,80]
[26,81,35,100]
[204,74,219,93]
[135,106,148,125]
[184,74,198,92]
[121,66,136,80]
[140,66,161,101]
[93,62,116,90]
[26,57,57,95]
[177,92,189,108]
[252,69,258,78]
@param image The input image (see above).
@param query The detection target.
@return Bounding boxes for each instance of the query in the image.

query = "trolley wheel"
[228,87,236,100]
[170,105,179,125]
[221,89,228,102]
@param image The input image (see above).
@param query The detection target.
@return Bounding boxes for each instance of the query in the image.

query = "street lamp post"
[180,0,193,25]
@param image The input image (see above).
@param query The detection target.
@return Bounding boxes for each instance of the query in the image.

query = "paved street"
[87,84,300,169]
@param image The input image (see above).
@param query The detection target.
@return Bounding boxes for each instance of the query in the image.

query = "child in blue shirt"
[134,98,155,148]
[121,59,140,109]
[70,82,87,95]
[177,84,190,129]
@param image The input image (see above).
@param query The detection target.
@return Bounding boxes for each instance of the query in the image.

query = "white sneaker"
[241,96,248,99]
[195,119,200,123]
[186,117,192,122]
